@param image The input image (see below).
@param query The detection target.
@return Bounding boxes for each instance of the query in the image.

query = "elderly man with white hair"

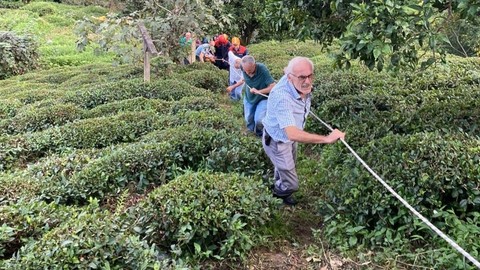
[262,56,345,205]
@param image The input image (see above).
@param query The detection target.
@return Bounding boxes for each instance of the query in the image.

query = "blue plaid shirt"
[262,75,312,143]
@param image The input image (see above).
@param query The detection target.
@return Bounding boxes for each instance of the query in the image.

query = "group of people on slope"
[179,32,249,67]
[182,32,346,206]
[179,32,250,101]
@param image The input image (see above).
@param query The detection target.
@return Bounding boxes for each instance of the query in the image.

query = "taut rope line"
[243,81,480,268]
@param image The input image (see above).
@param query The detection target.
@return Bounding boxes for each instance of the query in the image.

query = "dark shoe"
[273,193,297,206]
[282,195,297,206]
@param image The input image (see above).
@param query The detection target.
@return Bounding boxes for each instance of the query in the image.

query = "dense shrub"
[41,124,268,204]
[147,79,213,101]
[172,61,221,74]
[175,69,228,93]
[0,99,23,120]
[204,133,270,176]
[0,111,160,171]
[84,97,171,118]
[0,0,23,9]
[316,132,480,253]
[39,126,220,203]
[3,89,65,105]
[0,172,42,204]
[14,67,79,84]
[0,102,84,135]
[0,82,53,98]
[169,96,220,114]
[58,64,141,88]
[308,83,480,151]
[63,78,209,109]
[2,200,177,269]
[0,199,78,258]
[20,2,57,16]
[171,109,242,132]
[0,31,39,79]
[58,142,177,203]
[132,171,280,261]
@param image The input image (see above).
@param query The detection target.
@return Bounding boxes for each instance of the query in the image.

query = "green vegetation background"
[0,1,479,269]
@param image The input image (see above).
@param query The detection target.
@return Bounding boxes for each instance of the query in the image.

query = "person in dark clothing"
[213,34,230,70]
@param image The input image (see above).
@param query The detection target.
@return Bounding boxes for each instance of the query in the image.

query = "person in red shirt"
[229,37,249,58]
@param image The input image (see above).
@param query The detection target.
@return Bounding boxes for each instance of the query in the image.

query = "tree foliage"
[223,0,266,44]
[264,0,480,71]
[75,0,229,64]
[0,31,39,79]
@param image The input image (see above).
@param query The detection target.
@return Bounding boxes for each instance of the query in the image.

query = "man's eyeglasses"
[290,73,314,82]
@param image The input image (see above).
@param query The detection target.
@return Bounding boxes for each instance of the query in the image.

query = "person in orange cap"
[230,37,249,58]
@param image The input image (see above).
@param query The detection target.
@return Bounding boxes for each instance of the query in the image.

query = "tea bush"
[0,172,42,204]
[308,83,480,150]
[0,149,106,204]
[14,67,80,85]
[132,171,280,261]
[2,200,179,269]
[0,102,83,135]
[0,1,23,9]
[0,111,160,171]
[172,61,221,74]
[20,2,57,17]
[0,31,39,79]
[4,89,65,105]
[204,133,270,177]
[84,97,171,118]
[45,124,267,204]
[316,132,480,254]
[146,79,212,101]
[0,99,23,120]
[169,96,220,114]
[175,69,228,94]
[42,126,220,203]
[42,110,160,148]
[63,78,208,109]
[58,64,141,88]
[170,109,243,132]
[0,199,78,258]
[0,82,54,98]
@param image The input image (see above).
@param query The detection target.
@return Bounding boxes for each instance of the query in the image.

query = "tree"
[264,0,480,71]
[222,0,267,45]
[76,0,229,64]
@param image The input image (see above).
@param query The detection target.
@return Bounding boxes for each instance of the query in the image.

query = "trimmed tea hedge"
[175,69,228,94]
[132,171,280,261]
[0,111,160,171]
[169,96,220,114]
[63,78,210,109]
[316,132,480,251]
[0,102,83,135]
[0,199,79,258]
[2,200,178,269]
[84,97,171,118]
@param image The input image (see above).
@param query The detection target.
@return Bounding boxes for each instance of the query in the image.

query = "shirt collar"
[286,79,303,100]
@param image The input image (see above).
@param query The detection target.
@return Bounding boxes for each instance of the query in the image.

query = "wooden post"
[138,22,158,83]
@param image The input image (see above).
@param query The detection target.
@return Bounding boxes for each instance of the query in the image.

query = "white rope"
[244,80,480,268]
[307,111,480,268]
